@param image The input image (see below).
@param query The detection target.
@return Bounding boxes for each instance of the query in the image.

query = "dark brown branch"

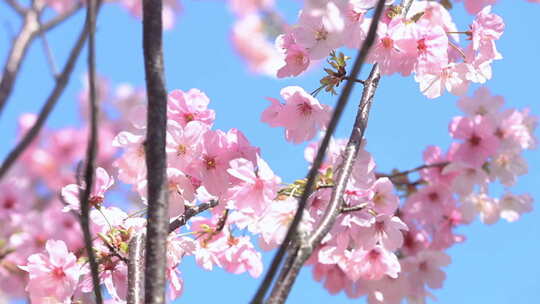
[0,4,42,117]
[377,162,449,179]
[341,202,369,213]
[127,232,146,304]
[267,64,381,304]
[142,0,169,303]
[41,3,83,32]
[251,1,387,302]
[79,0,102,303]
[37,16,59,79]
[343,76,365,85]
[401,0,415,18]
[168,200,219,233]
[6,0,27,15]
[0,3,98,180]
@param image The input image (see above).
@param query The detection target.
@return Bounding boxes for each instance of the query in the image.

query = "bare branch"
[0,2,81,117]
[401,0,415,18]
[341,202,369,213]
[267,64,381,304]
[79,0,103,303]
[378,162,449,180]
[6,0,27,15]
[168,200,219,233]
[128,233,146,304]
[37,16,59,79]
[251,1,387,302]
[0,6,42,116]
[0,4,99,180]
[41,3,83,32]
[142,0,169,303]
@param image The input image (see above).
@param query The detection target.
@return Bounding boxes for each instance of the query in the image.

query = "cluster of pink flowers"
[229,0,288,76]
[276,0,507,98]
[262,86,535,303]
[1,1,538,304]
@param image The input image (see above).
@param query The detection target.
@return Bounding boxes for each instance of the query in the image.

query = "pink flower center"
[315,27,328,41]
[417,38,427,53]
[89,195,103,207]
[63,219,74,229]
[294,53,307,66]
[468,134,481,146]
[184,113,195,122]
[297,102,313,116]
[204,156,216,170]
[177,144,187,156]
[381,37,393,49]
[428,191,439,202]
[52,267,65,279]
[419,261,428,272]
[3,197,15,210]
[368,249,381,261]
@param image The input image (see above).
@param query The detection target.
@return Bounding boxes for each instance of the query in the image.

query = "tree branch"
[0,4,42,117]
[6,0,27,15]
[0,3,100,181]
[377,162,449,180]
[41,3,83,32]
[78,0,103,303]
[128,232,146,304]
[142,0,169,303]
[251,1,387,302]
[267,64,381,304]
[37,16,59,79]
[401,0,415,18]
[168,200,219,233]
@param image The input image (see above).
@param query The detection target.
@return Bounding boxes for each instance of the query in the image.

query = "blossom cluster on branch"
[0,0,538,303]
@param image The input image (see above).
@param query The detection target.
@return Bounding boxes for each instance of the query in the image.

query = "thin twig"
[6,0,27,15]
[251,1,387,302]
[142,0,169,303]
[101,238,129,264]
[377,162,449,179]
[267,64,382,304]
[79,0,103,303]
[401,0,415,18]
[341,202,369,213]
[127,232,146,304]
[0,4,99,180]
[0,5,42,117]
[168,200,219,233]
[0,1,81,117]
[343,76,365,85]
[37,16,59,79]
[41,3,83,32]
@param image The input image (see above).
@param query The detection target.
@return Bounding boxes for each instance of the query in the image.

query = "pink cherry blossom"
[19,240,81,304]
[276,40,310,78]
[61,167,114,212]
[343,246,401,281]
[232,15,284,76]
[499,193,533,223]
[367,177,399,216]
[226,156,281,215]
[460,192,500,224]
[449,115,500,167]
[262,86,331,144]
[292,2,345,59]
[355,215,408,251]
[401,250,451,291]
[457,86,503,117]
[168,89,216,127]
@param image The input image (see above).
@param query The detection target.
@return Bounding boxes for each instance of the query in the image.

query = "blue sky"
[1,0,539,303]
